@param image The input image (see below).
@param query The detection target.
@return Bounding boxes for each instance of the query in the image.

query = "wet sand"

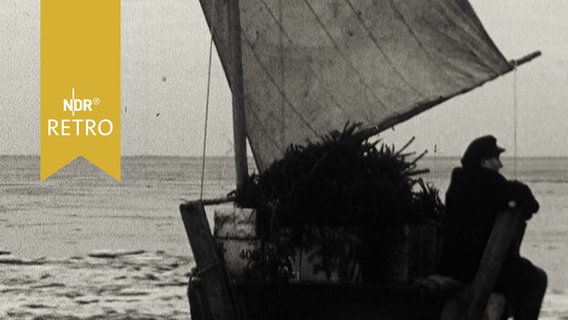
[0,251,193,319]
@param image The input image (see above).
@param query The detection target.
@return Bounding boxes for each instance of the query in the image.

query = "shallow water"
[0,156,241,260]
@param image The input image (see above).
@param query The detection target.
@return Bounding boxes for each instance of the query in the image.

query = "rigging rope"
[199,9,215,201]
[513,63,518,179]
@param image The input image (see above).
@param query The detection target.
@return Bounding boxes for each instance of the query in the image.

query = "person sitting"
[440,135,547,320]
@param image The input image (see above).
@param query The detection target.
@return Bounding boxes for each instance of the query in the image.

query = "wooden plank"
[188,278,215,320]
[441,208,525,320]
[180,201,241,320]
[235,281,451,320]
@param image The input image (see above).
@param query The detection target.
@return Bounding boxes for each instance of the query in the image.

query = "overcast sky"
[1,0,567,158]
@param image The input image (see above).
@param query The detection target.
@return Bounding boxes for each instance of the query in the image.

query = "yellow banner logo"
[40,0,120,181]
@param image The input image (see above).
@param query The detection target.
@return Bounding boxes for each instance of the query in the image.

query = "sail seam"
[252,0,356,122]
[387,0,458,85]
[371,65,514,136]
[436,0,505,74]
[450,0,510,70]
[278,0,286,148]
[246,131,266,172]
[343,0,424,98]
[362,51,538,138]
[301,0,399,120]
[240,37,320,136]
[244,96,287,170]
[424,0,496,80]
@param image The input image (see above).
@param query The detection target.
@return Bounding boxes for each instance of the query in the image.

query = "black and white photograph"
[1,0,567,319]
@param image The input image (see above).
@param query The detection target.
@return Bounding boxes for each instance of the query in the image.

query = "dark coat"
[440,167,539,282]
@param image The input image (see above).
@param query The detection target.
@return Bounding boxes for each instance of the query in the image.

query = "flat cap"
[461,135,505,168]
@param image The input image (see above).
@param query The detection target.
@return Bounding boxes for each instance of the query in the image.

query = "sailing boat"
[180,0,540,319]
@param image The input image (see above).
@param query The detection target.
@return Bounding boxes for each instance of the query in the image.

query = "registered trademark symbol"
[93,98,100,105]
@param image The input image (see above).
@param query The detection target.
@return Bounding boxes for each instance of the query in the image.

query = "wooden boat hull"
[181,201,522,320]
[189,278,451,320]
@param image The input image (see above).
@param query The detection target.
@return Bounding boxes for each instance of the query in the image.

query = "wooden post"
[227,0,248,192]
[463,208,524,320]
[441,208,525,320]
[180,201,240,320]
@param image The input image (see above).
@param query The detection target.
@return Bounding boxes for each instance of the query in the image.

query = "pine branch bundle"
[236,123,444,281]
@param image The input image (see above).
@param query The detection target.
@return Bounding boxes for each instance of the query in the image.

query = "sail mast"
[227,0,248,192]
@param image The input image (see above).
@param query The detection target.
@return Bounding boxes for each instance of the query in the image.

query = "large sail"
[199,0,517,172]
